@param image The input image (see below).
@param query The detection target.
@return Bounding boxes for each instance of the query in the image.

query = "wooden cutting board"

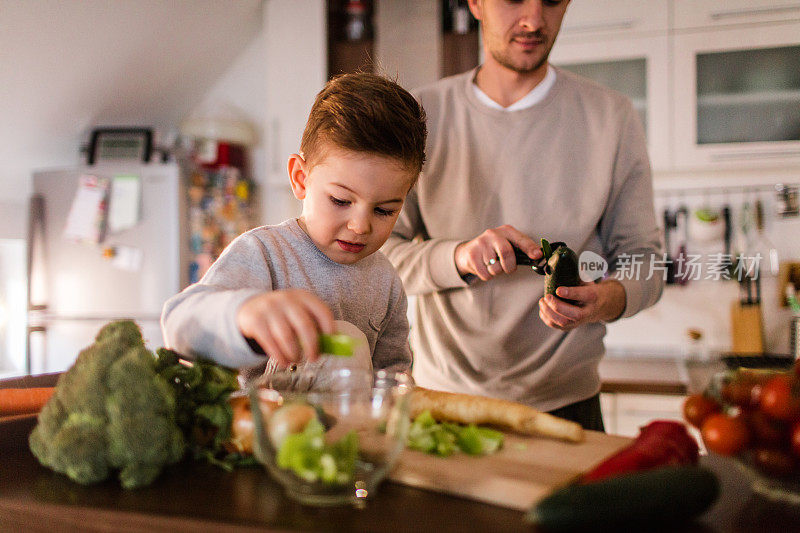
[389,430,631,511]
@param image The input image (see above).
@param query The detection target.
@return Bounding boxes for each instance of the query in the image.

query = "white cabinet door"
[550,35,671,171]
[613,393,686,438]
[672,0,800,30]
[559,0,668,41]
[263,0,326,224]
[672,21,800,170]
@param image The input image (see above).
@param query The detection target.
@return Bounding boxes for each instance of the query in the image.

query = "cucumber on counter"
[526,465,719,532]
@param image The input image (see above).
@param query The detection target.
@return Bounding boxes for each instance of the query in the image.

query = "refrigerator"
[25,162,189,375]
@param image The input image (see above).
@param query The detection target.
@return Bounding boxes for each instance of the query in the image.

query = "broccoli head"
[29,320,186,489]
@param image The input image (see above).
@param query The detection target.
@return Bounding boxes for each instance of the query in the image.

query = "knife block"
[730,302,764,354]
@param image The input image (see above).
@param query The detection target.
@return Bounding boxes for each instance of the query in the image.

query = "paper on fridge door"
[108,245,143,272]
[108,174,142,233]
[63,175,109,244]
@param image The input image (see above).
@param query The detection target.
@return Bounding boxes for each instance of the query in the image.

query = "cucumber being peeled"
[541,239,581,304]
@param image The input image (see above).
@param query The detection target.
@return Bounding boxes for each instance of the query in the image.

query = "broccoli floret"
[48,412,109,485]
[105,346,184,488]
[28,320,186,489]
[95,319,144,345]
[29,395,69,468]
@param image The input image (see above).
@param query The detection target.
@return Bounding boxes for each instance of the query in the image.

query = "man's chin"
[493,51,550,75]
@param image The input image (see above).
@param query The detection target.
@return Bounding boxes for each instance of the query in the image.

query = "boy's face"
[288,147,414,265]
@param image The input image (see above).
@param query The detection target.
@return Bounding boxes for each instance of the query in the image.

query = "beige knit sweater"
[382,67,663,411]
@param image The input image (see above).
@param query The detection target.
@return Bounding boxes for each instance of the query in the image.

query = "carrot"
[0,387,55,417]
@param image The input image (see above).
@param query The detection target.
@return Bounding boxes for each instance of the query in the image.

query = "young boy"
[161,73,426,377]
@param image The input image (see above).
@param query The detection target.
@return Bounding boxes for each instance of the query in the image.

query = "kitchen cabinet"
[549,34,672,171]
[601,392,686,437]
[341,1,479,89]
[558,0,669,39]
[672,0,800,30]
[672,21,800,169]
[551,1,800,173]
[328,0,375,76]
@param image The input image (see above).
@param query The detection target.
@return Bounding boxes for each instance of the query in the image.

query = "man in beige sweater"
[382,0,663,430]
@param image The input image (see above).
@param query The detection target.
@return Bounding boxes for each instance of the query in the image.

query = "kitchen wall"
[0,0,263,227]
[606,169,800,358]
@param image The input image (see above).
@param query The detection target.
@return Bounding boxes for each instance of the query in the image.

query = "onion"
[268,403,317,448]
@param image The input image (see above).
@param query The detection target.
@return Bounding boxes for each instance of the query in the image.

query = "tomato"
[683,394,720,428]
[752,448,797,478]
[791,423,800,459]
[721,375,762,408]
[745,409,788,447]
[701,413,750,456]
[759,374,800,422]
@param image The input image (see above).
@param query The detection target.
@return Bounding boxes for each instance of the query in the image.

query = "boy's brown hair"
[300,72,427,181]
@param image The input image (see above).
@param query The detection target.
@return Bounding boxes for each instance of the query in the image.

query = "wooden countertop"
[599,356,727,396]
[3,410,800,531]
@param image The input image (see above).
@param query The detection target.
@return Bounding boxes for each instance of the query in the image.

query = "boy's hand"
[237,289,335,367]
[455,225,541,281]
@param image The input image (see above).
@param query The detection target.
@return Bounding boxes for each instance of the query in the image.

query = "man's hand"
[538,279,626,331]
[236,289,335,367]
[455,225,542,281]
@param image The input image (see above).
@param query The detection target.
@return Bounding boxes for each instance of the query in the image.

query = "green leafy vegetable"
[406,410,504,457]
[276,415,359,485]
[154,348,243,469]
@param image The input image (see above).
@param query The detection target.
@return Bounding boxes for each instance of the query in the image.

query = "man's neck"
[474,59,549,108]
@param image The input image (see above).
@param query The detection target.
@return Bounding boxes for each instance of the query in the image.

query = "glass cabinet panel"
[559,59,648,136]
[695,45,800,145]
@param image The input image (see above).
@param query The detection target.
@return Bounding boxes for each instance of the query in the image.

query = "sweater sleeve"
[160,233,271,368]
[371,273,412,373]
[600,102,665,319]
[382,185,471,295]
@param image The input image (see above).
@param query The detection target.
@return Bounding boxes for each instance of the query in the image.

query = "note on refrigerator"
[63,175,109,244]
[108,174,142,233]
[110,245,143,272]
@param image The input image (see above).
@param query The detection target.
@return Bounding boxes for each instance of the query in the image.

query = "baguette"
[410,387,584,443]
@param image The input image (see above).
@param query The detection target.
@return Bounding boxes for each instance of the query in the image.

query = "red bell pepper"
[581,420,699,483]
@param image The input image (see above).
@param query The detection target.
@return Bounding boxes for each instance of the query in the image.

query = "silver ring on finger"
[486,257,497,266]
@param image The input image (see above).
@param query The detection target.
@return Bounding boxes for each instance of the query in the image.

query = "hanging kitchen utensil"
[775,184,799,218]
[720,205,734,279]
[689,207,724,244]
[755,194,780,276]
[663,207,677,285]
[675,205,690,285]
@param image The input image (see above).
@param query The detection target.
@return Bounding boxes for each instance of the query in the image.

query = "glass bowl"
[248,367,412,507]
[704,370,800,504]
[733,453,800,505]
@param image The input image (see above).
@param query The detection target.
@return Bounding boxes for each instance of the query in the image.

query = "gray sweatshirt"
[161,219,411,373]
[382,67,663,411]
